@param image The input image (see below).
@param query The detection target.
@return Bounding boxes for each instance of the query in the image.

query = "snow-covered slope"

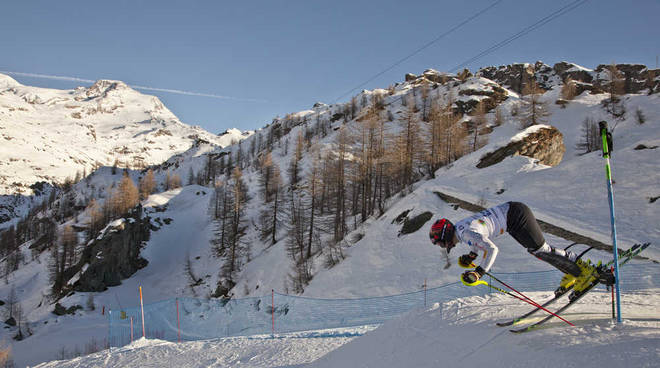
[32,288,660,368]
[0,74,247,196]
[310,289,660,368]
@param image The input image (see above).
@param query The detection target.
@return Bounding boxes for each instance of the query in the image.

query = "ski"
[495,245,609,327]
[508,243,649,333]
[495,287,570,327]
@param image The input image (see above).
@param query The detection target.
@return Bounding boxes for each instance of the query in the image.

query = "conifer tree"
[331,128,349,243]
[561,77,578,100]
[220,168,249,285]
[604,63,626,118]
[258,152,285,245]
[117,173,139,216]
[519,79,550,128]
[470,101,488,152]
[394,95,421,193]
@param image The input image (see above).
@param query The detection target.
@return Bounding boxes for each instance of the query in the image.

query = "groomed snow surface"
[35,289,660,368]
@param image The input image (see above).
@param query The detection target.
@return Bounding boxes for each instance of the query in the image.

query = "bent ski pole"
[485,272,542,308]
[463,275,574,327]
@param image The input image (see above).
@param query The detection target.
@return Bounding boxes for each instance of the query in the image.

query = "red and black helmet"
[430,218,455,250]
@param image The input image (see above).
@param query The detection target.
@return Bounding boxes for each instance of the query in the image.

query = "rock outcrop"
[477,63,537,94]
[476,125,565,169]
[70,207,150,292]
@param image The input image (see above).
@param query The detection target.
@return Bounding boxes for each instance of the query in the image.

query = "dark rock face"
[52,303,82,316]
[0,198,19,224]
[457,82,509,114]
[399,211,433,236]
[477,63,537,94]
[72,207,150,292]
[553,62,594,84]
[478,61,658,97]
[594,63,650,94]
[405,73,418,82]
[477,125,565,169]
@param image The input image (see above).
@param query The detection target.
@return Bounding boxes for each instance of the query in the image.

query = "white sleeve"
[465,232,499,273]
[478,236,499,272]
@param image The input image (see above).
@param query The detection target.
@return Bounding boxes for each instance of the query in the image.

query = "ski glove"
[461,267,485,284]
[458,252,478,268]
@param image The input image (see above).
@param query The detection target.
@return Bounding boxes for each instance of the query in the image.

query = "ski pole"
[485,272,543,307]
[485,272,575,327]
[474,278,575,327]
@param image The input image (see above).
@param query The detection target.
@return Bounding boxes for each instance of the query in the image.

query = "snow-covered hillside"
[0,74,248,196]
[1,61,659,367]
[33,289,660,368]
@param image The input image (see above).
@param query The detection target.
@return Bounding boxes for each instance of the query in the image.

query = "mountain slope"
[0,75,247,196]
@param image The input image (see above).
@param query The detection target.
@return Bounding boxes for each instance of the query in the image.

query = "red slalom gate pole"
[485,272,574,327]
[480,279,574,326]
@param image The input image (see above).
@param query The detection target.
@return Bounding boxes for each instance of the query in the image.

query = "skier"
[429,202,613,293]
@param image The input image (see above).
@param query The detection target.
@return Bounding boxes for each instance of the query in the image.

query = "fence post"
[108,310,112,350]
[130,316,134,343]
[424,279,427,307]
[176,298,181,343]
[271,289,275,337]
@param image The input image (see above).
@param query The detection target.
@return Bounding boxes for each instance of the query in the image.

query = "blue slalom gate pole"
[599,121,622,323]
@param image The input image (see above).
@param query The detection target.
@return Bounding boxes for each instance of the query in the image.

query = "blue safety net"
[108,263,660,347]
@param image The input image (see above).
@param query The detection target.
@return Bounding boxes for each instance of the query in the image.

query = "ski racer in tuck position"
[429,202,614,294]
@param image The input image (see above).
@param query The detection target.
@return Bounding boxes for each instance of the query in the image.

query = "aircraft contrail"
[0,70,267,103]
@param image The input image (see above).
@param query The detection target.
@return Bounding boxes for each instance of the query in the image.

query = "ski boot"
[596,267,615,286]
[569,259,599,301]
[554,273,577,297]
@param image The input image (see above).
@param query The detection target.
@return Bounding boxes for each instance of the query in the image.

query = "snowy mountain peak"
[0,76,248,199]
[0,73,21,88]
[77,79,133,100]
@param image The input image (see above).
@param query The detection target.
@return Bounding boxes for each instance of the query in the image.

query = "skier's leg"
[531,243,578,262]
[506,202,579,275]
[506,202,547,251]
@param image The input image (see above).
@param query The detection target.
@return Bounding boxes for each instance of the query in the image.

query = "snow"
[0,74,20,88]
[510,124,552,142]
[33,328,373,368]
[311,290,660,368]
[32,290,660,368]
[566,63,594,73]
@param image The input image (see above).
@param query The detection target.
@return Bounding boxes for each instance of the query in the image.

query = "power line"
[449,0,590,72]
[332,0,503,104]
[378,0,591,109]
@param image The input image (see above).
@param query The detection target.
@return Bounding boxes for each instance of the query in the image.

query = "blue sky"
[2,0,658,134]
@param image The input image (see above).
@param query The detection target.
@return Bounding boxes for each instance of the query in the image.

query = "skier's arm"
[470,234,499,274]
[479,236,498,273]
